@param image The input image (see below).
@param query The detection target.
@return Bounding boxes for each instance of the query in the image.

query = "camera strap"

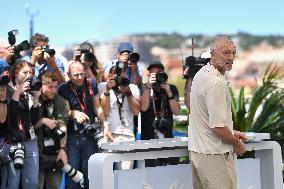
[151,89,165,119]
[115,92,126,125]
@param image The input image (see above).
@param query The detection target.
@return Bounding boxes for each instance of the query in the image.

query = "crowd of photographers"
[0,31,183,189]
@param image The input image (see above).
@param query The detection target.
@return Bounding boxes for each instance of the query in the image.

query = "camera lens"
[12,143,25,169]
[129,53,140,62]
[120,78,130,87]
[29,76,42,91]
[156,72,168,84]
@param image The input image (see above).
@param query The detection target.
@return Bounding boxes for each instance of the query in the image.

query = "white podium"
[89,136,283,189]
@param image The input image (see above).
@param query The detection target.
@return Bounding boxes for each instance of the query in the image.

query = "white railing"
[89,135,283,189]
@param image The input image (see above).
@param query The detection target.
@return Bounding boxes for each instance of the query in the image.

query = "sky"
[1,0,284,46]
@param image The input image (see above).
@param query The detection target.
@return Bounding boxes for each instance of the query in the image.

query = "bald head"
[68,61,86,87]
[68,61,84,74]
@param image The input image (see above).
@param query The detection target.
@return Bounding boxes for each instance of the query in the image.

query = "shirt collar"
[203,63,230,85]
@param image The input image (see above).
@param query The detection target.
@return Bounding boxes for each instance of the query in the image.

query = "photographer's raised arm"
[161,83,180,115]
[101,78,115,116]
[44,53,65,83]
[141,73,156,111]
[0,86,7,123]
[30,46,43,65]
[129,63,142,85]
[140,85,151,112]
[93,95,106,122]
[126,89,140,116]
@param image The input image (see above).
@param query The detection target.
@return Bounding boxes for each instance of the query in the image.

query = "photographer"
[140,61,180,166]
[140,61,180,139]
[34,72,68,189]
[58,61,106,189]
[6,60,41,189]
[73,42,103,82]
[0,68,10,188]
[103,42,142,85]
[22,33,65,83]
[100,65,140,170]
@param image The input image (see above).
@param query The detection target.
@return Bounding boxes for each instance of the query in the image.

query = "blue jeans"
[66,133,98,189]
[0,137,9,189]
[6,139,39,189]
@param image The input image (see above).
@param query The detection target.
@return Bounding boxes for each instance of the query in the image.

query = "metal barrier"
[89,135,283,189]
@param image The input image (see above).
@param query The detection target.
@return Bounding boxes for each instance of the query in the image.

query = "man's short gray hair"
[210,36,234,52]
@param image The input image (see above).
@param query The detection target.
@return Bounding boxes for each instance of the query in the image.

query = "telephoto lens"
[10,143,25,169]
[56,160,85,188]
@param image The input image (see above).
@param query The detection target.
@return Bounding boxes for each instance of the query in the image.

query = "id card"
[29,127,36,140]
[44,138,55,147]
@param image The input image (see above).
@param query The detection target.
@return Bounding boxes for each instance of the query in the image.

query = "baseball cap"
[147,60,164,71]
[118,42,133,53]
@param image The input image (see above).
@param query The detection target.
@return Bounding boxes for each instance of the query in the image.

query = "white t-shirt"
[98,82,140,136]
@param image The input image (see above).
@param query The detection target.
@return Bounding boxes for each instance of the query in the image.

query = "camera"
[29,76,42,91]
[115,76,130,88]
[129,52,140,63]
[51,127,65,140]
[79,47,90,54]
[152,118,171,134]
[0,69,10,86]
[183,56,210,79]
[10,143,25,169]
[41,45,56,56]
[156,72,168,84]
[77,121,103,141]
[112,61,130,92]
[8,30,31,65]
[56,160,85,187]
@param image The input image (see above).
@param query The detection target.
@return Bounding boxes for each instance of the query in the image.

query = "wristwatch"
[104,91,110,96]
[168,94,175,100]
[0,100,7,104]
[126,91,132,97]
[59,146,66,151]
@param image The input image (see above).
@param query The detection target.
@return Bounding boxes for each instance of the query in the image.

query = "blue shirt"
[0,58,10,74]
[22,55,65,77]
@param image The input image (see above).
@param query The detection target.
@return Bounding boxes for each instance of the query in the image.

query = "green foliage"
[169,75,186,97]
[230,63,284,133]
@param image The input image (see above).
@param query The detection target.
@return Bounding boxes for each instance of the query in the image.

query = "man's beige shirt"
[188,63,233,154]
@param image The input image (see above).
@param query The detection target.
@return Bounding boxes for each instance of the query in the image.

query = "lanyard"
[70,83,86,112]
[151,88,167,119]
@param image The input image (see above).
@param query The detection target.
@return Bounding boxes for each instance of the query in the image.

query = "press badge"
[44,138,55,147]
[29,127,36,140]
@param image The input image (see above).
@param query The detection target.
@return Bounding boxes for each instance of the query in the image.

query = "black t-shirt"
[7,85,40,141]
[0,120,9,138]
[141,84,179,140]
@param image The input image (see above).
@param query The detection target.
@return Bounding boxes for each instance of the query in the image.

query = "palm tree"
[230,63,284,155]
